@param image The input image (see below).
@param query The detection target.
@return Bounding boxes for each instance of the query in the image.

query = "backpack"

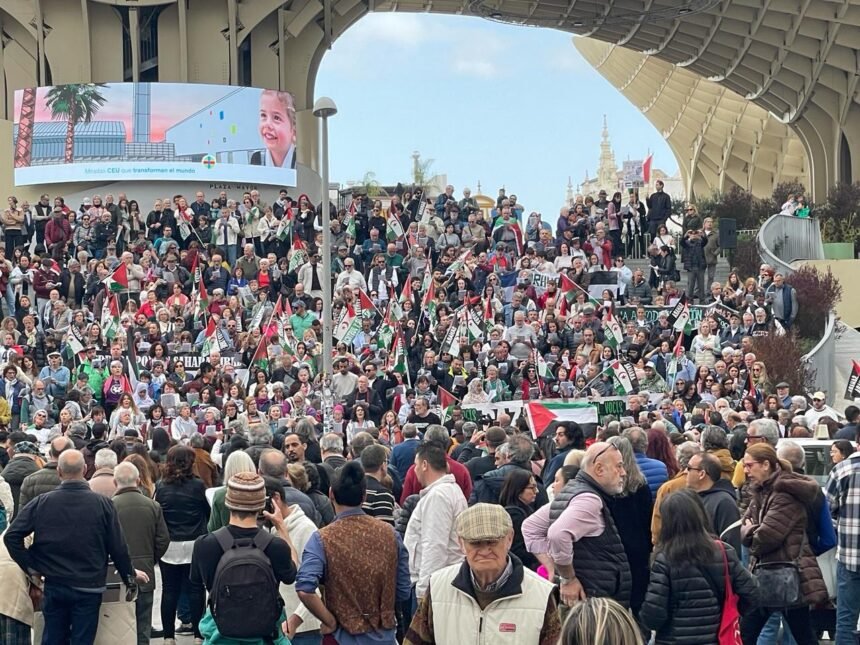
[209,527,283,640]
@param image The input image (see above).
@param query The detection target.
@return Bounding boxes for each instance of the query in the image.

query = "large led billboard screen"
[13,82,297,186]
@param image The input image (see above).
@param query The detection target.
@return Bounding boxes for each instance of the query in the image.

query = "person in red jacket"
[44,207,72,260]
[399,425,472,504]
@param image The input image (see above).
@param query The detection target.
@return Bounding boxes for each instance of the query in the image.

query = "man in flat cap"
[404,503,560,645]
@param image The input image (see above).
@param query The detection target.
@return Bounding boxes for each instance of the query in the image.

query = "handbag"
[753,560,801,608]
[714,541,742,645]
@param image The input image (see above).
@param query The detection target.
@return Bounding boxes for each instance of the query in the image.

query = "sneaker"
[149,627,164,638]
[176,623,194,634]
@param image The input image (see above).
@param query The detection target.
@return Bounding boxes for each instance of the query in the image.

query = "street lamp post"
[313,97,337,379]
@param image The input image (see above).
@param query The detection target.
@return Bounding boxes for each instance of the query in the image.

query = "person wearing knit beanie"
[225,472,266,513]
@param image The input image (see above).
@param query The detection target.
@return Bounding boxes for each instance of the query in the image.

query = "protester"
[112,461,170,645]
[640,489,758,643]
[404,503,560,645]
[4,450,147,644]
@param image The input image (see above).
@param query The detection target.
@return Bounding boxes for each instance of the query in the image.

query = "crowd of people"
[0,181,854,645]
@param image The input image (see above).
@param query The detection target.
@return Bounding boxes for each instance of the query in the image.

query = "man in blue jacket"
[623,426,668,500]
[5,449,147,644]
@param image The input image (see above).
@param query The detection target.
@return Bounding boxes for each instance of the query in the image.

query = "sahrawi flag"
[386,212,405,242]
[334,304,362,344]
[445,248,472,276]
[525,401,599,439]
[845,360,860,401]
[608,359,639,395]
[63,324,87,361]
[276,207,293,241]
[288,235,308,272]
[388,325,409,378]
[103,263,128,293]
[667,330,685,385]
[602,307,624,349]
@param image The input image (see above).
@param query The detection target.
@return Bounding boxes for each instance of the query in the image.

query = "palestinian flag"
[399,276,413,307]
[103,263,128,293]
[491,219,523,255]
[377,304,394,350]
[846,360,860,401]
[602,307,624,349]
[438,387,459,423]
[669,294,692,333]
[101,292,121,342]
[288,235,308,273]
[742,371,758,401]
[422,278,437,331]
[386,212,405,241]
[525,400,599,440]
[608,359,639,395]
[356,288,381,319]
[388,325,409,379]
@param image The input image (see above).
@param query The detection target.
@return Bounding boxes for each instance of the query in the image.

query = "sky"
[315,13,678,217]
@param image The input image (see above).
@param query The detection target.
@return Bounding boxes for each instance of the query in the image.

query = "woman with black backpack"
[640,489,758,644]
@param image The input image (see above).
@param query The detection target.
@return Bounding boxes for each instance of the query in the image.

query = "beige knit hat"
[225,472,266,513]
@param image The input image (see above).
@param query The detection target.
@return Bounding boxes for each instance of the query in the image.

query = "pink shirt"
[522,492,605,566]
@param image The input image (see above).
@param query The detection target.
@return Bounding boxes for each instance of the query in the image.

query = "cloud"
[448,29,506,78]
[546,41,588,73]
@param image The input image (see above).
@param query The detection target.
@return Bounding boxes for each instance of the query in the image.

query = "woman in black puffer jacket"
[641,489,759,644]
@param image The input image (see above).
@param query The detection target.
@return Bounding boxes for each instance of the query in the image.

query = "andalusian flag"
[103,263,128,293]
[345,214,357,239]
[386,212,405,241]
[602,307,624,349]
[101,292,121,342]
[388,325,409,381]
[525,400,598,440]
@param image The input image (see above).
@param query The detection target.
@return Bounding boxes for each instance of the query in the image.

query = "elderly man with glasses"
[523,441,630,609]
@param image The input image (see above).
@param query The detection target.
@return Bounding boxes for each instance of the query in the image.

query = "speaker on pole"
[719,218,737,250]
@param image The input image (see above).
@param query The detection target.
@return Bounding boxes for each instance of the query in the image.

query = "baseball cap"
[813,391,826,402]
[455,503,513,542]
[645,361,657,370]
[225,473,266,513]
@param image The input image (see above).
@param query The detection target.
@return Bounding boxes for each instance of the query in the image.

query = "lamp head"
[313,97,338,118]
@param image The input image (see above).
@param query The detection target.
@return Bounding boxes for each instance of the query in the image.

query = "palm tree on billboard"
[45,83,108,163]
[14,87,37,167]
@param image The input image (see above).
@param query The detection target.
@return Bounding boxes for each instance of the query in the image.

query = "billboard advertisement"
[12,82,297,186]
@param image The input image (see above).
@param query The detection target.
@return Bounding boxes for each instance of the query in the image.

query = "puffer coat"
[742,469,828,606]
[641,543,759,644]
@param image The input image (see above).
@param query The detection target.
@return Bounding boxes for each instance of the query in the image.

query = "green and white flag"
[602,308,624,349]
[386,213,405,241]
[608,359,639,395]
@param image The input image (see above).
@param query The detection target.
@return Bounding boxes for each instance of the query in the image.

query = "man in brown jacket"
[190,434,218,488]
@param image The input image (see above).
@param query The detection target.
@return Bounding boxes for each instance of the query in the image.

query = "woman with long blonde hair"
[560,597,643,645]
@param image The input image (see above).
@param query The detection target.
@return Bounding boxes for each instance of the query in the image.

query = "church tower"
[596,115,618,193]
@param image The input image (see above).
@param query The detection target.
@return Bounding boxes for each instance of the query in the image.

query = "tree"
[818,181,860,246]
[357,171,388,198]
[14,87,37,168]
[45,83,108,163]
[785,265,843,341]
[411,153,435,192]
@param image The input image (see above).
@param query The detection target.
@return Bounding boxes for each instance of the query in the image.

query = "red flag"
[672,329,684,357]
[399,275,412,304]
[643,154,653,184]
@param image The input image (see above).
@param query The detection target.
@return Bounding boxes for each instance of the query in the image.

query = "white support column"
[177,0,189,82]
[79,0,92,81]
[34,0,46,85]
[227,0,239,84]
[128,7,140,82]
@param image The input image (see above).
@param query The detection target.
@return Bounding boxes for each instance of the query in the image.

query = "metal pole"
[320,115,333,379]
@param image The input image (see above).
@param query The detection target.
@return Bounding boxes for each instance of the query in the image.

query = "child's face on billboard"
[259,93,293,162]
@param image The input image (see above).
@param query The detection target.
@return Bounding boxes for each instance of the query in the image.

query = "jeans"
[758,613,797,645]
[291,631,323,645]
[42,582,103,645]
[837,560,860,644]
[687,267,705,301]
[741,607,817,645]
[135,590,154,645]
[159,561,203,639]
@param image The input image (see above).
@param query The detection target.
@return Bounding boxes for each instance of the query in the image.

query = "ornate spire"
[566,176,574,205]
[597,115,617,194]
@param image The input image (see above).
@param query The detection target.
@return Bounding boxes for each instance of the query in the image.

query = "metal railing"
[757,213,835,397]
[756,213,825,274]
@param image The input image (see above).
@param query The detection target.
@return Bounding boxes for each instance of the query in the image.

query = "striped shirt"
[362,476,396,526]
[826,452,860,571]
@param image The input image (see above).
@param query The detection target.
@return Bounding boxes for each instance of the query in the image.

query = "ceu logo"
[202,155,217,169]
